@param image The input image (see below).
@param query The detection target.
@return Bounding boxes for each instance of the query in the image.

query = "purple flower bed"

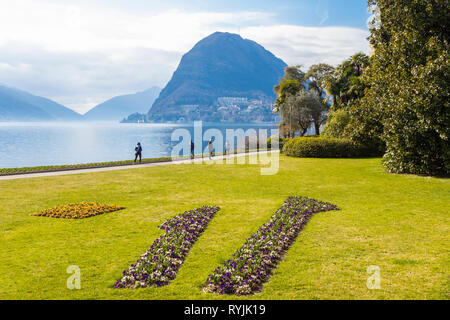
[203,197,339,295]
[115,206,220,289]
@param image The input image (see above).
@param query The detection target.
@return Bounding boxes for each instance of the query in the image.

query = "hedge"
[267,136,288,150]
[282,137,381,158]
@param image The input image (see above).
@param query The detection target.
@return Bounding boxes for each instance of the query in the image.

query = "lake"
[0,122,279,168]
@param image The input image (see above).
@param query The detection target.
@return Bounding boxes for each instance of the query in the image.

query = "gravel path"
[0,150,279,180]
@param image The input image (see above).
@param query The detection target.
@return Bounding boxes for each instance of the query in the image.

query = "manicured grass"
[0,155,448,300]
[0,157,172,176]
[0,149,262,176]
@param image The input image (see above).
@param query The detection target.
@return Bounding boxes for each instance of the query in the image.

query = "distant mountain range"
[143,32,287,123]
[83,87,160,121]
[1,32,287,123]
[0,85,82,121]
[0,85,161,122]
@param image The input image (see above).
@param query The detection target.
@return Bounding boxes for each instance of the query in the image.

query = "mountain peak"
[207,31,242,39]
[147,32,286,122]
[0,85,82,121]
[84,87,161,121]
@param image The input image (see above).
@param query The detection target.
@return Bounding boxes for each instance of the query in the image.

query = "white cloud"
[0,1,271,54]
[242,25,369,68]
[0,0,369,114]
[0,43,180,113]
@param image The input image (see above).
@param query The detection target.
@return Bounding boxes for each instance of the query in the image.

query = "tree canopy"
[274,65,330,137]
[274,0,448,176]
[363,0,449,175]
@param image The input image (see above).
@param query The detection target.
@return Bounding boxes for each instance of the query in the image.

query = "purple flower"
[203,197,339,295]
[115,206,220,289]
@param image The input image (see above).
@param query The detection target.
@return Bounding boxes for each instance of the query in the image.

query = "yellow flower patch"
[31,203,125,219]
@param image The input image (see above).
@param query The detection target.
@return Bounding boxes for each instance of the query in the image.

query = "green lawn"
[0,155,448,300]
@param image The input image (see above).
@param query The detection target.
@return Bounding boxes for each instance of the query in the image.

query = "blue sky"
[0,0,371,113]
[53,0,370,28]
[55,0,370,27]
[160,0,368,28]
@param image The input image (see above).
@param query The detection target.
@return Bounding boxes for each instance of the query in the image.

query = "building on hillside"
[217,97,250,107]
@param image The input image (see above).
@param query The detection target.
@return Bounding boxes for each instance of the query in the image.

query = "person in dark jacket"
[134,142,142,163]
[190,140,195,159]
[208,138,213,160]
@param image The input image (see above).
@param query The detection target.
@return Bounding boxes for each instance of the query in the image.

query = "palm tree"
[322,53,370,110]
[349,52,369,76]
[322,73,341,109]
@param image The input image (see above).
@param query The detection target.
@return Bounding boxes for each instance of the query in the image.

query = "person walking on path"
[190,140,195,159]
[208,138,214,160]
[134,142,142,163]
[225,140,230,157]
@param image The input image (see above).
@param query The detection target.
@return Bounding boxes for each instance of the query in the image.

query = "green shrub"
[267,136,288,150]
[282,137,380,158]
[360,0,449,176]
[322,109,351,138]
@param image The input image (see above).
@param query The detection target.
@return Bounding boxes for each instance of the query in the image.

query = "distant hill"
[84,87,161,121]
[146,32,287,123]
[0,85,82,121]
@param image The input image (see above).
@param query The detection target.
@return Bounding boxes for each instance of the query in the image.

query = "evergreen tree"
[364,0,449,175]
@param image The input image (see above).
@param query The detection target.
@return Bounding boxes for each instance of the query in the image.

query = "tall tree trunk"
[314,122,320,136]
[300,128,308,136]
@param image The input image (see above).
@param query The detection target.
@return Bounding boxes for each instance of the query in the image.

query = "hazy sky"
[0,0,371,114]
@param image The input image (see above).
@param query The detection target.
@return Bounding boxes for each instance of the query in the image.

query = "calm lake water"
[0,122,278,168]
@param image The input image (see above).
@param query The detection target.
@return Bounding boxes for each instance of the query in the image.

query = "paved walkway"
[0,150,279,180]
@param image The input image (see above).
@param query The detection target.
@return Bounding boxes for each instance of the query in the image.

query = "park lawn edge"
[0,149,270,176]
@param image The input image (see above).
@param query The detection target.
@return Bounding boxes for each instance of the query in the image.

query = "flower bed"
[203,197,339,295]
[31,203,125,219]
[115,206,220,289]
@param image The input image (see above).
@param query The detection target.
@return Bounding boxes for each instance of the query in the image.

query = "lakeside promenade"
[0,150,279,180]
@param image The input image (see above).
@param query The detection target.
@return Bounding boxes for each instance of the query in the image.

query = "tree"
[284,65,305,81]
[304,91,329,136]
[275,80,302,105]
[348,52,369,77]
[304,64,334,135]
[322,73,341,109]
[275,65,336,137]
[273,66,307,137]
[322,109,351,138]
[305,63,335,98]
[322,53,370,110]
[284,93,313,137]
[319,51,384,152]
[288,91,327,136]
[363,0,449,175]
[273,66,305,112]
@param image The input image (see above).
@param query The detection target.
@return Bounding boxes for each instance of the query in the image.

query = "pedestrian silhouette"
[134,142,142,163]
[208,138,213,160]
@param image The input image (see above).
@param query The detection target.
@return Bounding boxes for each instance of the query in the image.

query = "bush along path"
[115,206,220,289]
[203,197,339,295]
